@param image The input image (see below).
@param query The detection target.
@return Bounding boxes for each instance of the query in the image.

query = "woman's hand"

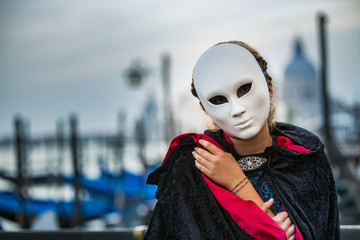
[261,199,295,240]
[192,139,244,190]
[273,212,295,240]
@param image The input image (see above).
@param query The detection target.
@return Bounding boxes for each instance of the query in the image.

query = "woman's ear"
[267,81,274,99]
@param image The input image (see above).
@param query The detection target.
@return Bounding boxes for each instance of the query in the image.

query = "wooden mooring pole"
[69,114,81,227]
[14,116,31,228]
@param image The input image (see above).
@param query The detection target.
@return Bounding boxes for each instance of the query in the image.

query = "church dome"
[285,38,316,78]
[282,37,321,130]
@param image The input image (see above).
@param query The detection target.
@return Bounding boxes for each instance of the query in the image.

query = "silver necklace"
[237,156,267,171]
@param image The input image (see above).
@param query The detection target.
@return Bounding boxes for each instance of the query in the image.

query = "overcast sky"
[0,0,359,137]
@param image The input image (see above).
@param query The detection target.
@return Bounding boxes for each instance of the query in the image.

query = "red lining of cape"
[162,132,307,239]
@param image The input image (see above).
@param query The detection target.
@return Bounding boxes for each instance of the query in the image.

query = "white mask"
[193,43,270,140]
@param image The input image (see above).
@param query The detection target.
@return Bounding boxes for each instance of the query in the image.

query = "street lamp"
[124,59,149,88]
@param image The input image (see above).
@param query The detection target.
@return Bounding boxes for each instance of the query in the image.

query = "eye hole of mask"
[208,95,228,105]
[237,83,252,98]
[208,83,252,105]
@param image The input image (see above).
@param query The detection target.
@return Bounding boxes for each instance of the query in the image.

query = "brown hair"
[190,40,277,133]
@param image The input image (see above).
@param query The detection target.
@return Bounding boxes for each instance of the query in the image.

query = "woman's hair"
[190,40,277,133]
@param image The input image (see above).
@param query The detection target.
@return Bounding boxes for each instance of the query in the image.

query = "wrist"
[228,173,247,192]
[229,177,247,192]
[227,166,246,191]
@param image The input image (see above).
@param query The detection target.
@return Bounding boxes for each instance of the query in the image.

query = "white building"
[282,37,322,132]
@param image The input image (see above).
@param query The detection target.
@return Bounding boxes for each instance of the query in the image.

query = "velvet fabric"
[144,122,340,239]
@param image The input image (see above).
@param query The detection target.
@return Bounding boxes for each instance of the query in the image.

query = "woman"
[144,41,339,239]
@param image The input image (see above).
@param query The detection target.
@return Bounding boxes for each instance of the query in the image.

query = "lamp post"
[124,53,174,144]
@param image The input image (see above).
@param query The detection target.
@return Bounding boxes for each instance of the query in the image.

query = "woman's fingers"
[286,224,295,239]
[194,158,208,174]
[194,146,214,162]
[282,216,292,230]
[198,139,222,155]
[193,150,212,172]
[273,212,291,230]
[273,212,296,240]
[260,198,274,212]
[259,198,275,218]
[273,211,288,223]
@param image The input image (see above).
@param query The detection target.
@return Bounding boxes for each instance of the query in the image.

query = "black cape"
[145,123,340,240]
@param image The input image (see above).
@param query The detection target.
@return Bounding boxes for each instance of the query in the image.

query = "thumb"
[260,198,274,212]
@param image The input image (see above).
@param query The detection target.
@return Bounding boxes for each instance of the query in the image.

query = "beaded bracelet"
[230,177,247,193]
[233,180,250,195]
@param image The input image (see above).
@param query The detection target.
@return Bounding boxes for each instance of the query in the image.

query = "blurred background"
[0,0,359,231]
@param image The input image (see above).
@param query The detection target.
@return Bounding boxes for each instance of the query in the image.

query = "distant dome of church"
[282,37,321,131]
[285,38,316,78]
